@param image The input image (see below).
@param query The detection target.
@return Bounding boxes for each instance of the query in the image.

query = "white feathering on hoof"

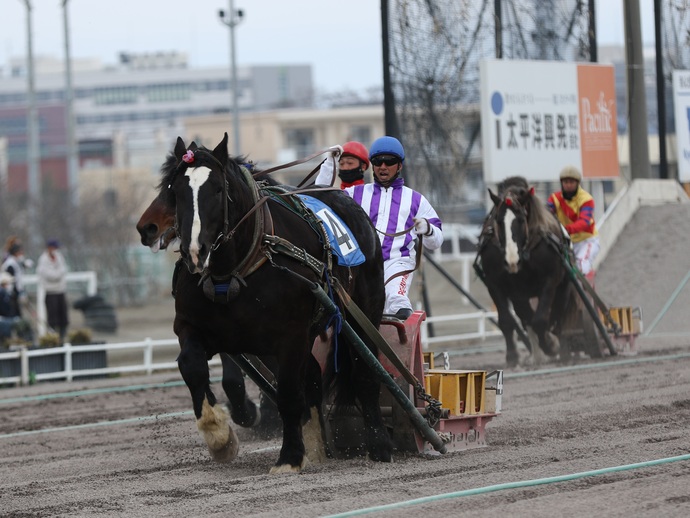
[303,406,327,465]
[197,400,239,462]
[269,457,307,475]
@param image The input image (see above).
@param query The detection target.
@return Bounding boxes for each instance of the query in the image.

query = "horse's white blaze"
[503,209,520,272]
[185,167,212,268]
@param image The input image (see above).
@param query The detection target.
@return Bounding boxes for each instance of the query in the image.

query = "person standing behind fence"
[2,238,32,318]
[36,239,69,343]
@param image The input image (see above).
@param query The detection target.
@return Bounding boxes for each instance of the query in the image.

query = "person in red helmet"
[315,141,370,189]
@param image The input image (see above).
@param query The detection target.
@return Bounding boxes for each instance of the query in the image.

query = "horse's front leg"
[487,283,520,367]
[220,353,260,427]
[533,280,561,357]
[178,336,238,463]
[270,350,309,474]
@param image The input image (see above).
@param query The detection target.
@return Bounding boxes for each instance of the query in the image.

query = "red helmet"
[341,141,370,169]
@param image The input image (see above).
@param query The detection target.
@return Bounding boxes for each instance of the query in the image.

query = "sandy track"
[2,336,690,517]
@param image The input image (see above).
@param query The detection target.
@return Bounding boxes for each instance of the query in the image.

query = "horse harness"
[474,195,566,277]
[193,164,341,304]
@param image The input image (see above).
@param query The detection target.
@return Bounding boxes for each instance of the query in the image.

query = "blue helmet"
[369,136,405,163]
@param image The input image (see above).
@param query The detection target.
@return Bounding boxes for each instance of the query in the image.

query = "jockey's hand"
[414,218,432,236]
[327,145,343,158]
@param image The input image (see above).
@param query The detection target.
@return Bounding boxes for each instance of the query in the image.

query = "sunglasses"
[371,156,400,167]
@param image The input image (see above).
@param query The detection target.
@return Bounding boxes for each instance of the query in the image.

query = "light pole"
[22,0,42,251]
[219,2,244,156]
[62,0,79,207]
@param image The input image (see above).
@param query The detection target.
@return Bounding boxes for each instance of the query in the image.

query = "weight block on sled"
[600,306,640,335]
[424,370,486,416]
[422,351,434,370]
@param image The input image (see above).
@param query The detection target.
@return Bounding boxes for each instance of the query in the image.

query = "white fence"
[0,339,221,386]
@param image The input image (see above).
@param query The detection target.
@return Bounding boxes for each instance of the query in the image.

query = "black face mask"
[562,184,578,200]
[338,167,364,184]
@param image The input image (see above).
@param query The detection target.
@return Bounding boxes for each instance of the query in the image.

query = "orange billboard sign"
[577,65,619,178]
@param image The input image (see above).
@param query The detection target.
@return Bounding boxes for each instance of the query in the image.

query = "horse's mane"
[157,145,275,193]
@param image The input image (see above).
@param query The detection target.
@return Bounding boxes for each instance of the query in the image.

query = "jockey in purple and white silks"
[316,136,443,320]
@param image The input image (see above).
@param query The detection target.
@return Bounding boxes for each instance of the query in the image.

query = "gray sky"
[2,1,655,94]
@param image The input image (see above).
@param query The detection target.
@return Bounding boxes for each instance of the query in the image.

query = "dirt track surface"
[3,203,690,517]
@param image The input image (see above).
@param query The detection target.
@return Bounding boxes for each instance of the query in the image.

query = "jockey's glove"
[414,218,433,236]
[327,145,343,158]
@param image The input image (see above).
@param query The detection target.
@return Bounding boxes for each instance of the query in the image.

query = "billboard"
[480,59,619,183]
[673,69,690,182]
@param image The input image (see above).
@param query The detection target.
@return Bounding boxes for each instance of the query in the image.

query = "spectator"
[315,136,444,320]
[0,272,15,317]
[547,166,600,281]
[2,238,32,318]
[36,239,70,343]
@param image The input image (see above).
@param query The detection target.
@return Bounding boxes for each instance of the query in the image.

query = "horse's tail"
[322,292,384,412]
[323,331,359,409]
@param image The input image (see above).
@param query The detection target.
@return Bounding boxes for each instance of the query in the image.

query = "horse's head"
[489,185,534,274]
[136,194,177,252]
[136,142,199,252]
[169,133,251,274]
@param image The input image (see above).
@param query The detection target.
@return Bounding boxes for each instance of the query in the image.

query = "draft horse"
[136,156,280,436]
[166,133,390,473]
[475,176,579,367]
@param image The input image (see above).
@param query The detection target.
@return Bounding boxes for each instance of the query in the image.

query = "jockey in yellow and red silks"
[547,166,600,279]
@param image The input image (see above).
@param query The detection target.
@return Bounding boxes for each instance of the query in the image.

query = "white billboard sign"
[480,59,619,183]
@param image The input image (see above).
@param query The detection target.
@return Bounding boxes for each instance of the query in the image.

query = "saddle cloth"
[297,194,365,267]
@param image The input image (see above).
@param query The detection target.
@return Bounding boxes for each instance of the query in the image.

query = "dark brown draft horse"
[166,133,389,473]
[136,156,280,437]
[476,176,579,367]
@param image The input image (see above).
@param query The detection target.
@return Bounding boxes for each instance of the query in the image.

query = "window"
[284,128,315,157]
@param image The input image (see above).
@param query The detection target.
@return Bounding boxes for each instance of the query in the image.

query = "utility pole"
[62,0,79,206]
[381,0,400,139]
[623,0,651,180]
[219,1,243,156]
[23,0,42,251]
[654,0,668,179]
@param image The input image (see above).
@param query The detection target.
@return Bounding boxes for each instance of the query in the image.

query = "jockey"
[547,165,600,280]
[317,136,443,320]
[316,141,370,189]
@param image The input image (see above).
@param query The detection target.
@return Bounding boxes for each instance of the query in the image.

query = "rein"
[377,225,424,286]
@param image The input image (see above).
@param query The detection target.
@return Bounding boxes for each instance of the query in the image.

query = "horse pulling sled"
[473,176,641,365]
[136,134,502,470]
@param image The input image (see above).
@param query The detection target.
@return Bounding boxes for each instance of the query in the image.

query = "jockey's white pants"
[573,236,600,275]
[384,259,415,314]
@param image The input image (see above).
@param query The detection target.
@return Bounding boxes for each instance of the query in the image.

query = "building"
[0,52,314,191]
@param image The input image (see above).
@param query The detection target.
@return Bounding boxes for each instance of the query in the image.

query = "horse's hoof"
[544,332,560,356]
[207,425,239,463]
[506,352,519,367]
[269,457,307,474]
[198,401,239,462]
[229,400,261,428]
[368,450,393,463]
[303,407,327,465]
